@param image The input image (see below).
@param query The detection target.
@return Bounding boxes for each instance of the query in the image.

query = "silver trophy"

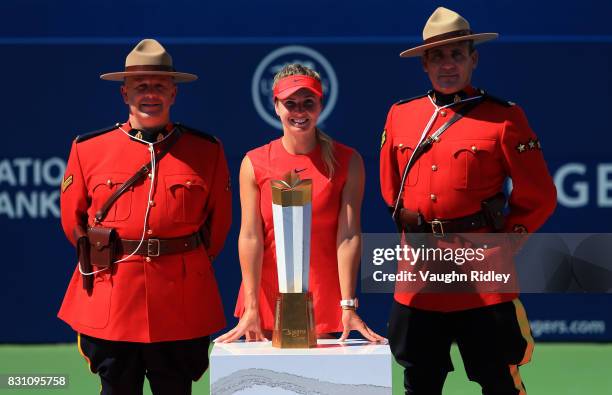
[270,171,316,348]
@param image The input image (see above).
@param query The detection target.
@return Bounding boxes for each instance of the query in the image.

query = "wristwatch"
[340,298,358,310]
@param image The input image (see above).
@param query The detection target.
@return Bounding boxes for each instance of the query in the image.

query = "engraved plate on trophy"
[270,171,317,348]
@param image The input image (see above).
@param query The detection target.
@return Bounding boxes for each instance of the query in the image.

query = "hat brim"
[100,71,198,83]
[275,86,322,100]
[399,33,499,58]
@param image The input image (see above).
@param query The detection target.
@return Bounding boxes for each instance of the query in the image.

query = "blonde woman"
[217,64,383,342]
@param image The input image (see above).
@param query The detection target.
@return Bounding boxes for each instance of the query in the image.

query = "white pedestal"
[210,339,392,395]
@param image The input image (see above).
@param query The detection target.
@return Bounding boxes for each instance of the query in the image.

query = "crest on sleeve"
[61,175,73,193]
[380,129,387,149]
[513,224,528,234]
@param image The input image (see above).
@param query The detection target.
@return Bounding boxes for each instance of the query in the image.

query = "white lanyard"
[79,126,173,276]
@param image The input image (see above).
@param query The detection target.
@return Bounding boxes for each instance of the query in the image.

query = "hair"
[272,63,337,178]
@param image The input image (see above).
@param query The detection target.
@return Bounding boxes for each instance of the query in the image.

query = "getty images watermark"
[361,233,612,294]
[372,243,511,285]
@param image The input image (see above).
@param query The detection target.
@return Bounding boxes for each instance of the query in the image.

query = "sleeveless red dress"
[234,138,355,334]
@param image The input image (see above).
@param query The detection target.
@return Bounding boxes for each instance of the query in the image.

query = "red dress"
[234,138,355,334]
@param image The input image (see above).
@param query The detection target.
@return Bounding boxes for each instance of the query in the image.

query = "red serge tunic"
[58,123,232,342]
[234,138,355,334]
[379,88,557,311]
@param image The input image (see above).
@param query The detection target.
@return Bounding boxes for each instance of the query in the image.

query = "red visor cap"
[273,75,323,100]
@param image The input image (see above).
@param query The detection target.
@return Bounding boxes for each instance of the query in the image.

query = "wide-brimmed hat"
[400,7,498,58]
[100,39,197,82]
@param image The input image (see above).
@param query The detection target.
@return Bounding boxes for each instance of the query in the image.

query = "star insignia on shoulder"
[516,138,543,154]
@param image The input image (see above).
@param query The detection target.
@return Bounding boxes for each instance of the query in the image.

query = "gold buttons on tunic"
[145,257,151,263]
[398,143,404,148]
[431,165,438,171]
[106,179,112,186]
[185,180,192,186]
[430,194,437,201]
[149,201,155,207]
[440,110,447,117]
[471,145,478,152]
[147,229,153,235]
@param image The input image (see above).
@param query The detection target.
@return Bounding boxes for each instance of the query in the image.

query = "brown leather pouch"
[87,226,117,268]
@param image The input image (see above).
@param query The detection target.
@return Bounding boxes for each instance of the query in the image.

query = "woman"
[217,64,383,342]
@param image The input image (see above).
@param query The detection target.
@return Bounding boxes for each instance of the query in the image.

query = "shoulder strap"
[418,96,484,151]
[94,129,182,223]
[76,124,118,143]
[483,92,515,107]
[176,123,219,144]
[396,92,429,106]
[392,97,484,218]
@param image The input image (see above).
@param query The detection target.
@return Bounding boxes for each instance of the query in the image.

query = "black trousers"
[78,334,210,395]
[388,300,533,395]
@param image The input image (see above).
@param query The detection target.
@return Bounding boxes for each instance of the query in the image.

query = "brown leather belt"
[116,233,202,257]
[397,208,489,236]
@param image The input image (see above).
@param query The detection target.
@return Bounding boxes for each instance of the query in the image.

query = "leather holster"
[481,192,507,232]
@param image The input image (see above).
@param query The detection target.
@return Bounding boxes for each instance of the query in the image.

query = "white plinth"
[210,339,392,395]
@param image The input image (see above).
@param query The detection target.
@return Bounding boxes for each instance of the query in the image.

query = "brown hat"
[399,7,498,58]
[100,39,198,82]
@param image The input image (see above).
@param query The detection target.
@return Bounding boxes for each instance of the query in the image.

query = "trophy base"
[272,292,317,348]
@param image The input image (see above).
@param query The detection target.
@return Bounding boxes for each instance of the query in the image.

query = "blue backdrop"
[1,0,611,342]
